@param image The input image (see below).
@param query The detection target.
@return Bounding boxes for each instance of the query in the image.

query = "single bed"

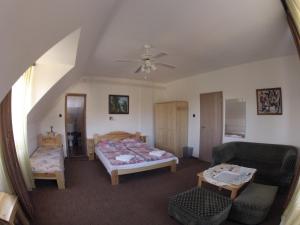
[93,131,178,185]
[30,133,65,189]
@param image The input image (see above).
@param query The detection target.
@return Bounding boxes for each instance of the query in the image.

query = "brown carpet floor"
[30,158,285,225]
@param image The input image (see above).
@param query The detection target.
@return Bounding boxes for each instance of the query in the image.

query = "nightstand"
[140,135,147,143]
[0,192,29,225]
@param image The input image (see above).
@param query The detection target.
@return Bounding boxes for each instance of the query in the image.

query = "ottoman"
[229,183,278,225]
[168,187,232,225]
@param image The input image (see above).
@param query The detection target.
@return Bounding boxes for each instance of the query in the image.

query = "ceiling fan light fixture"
[151,64,157,71]
[116,44,176,76]
[145,67,151,74]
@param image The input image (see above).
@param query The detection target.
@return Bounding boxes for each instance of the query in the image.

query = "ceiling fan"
[116,44,176,76]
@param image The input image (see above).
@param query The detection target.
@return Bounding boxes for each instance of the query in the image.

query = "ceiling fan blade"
[134,65,142,73]
[116,59,140,63]
[153,52,168,59]
[156,62,176,69]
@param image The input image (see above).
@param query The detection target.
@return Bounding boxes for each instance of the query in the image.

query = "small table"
[0,192,29,225]
[197,164,256,199]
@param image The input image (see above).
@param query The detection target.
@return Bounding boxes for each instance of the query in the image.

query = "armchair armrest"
[212,142,236,166]
[280,149,297,174]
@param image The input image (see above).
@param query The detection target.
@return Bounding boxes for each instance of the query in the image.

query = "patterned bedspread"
[96,139,176,166]
[30,147,64,173]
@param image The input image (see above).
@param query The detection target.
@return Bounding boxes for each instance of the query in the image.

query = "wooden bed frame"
[93,131,177,185]
[32,133,65,189]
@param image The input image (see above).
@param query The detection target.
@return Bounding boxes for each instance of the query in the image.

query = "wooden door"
[199,92,223,162]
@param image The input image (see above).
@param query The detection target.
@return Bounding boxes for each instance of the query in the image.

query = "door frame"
[199,91,223,162]
[65,93,87,158]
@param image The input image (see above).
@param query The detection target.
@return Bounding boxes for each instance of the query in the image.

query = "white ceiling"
[87,0,296,83]
[1,0,298,121]
[0,0,119,101]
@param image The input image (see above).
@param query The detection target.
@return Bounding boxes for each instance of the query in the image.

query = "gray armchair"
[212,142,298,188]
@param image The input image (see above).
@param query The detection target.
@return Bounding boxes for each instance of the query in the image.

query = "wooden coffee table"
[197,164,256,199]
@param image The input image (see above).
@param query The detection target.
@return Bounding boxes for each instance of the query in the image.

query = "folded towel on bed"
[149,150,166,157]
[115,154,134,162]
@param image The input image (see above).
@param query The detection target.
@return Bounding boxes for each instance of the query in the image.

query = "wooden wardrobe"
[154,101,188,157]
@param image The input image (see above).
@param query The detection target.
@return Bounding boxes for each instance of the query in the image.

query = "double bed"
[30,133,65,189]
[93,131,178,185]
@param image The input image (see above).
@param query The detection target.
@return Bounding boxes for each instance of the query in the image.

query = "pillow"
[121,138,139,143]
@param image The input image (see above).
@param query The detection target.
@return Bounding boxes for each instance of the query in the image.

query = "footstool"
[229,183,278,225]
[168,187,232,225]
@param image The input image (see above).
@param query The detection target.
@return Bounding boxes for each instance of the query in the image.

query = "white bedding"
[95,147,178,175]
[30,147,64,173]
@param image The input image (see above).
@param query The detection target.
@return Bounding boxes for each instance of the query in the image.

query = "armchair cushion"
[229,183,278,225]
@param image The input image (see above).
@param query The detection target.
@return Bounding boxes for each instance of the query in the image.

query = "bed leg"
[32,179,36,189]
[111,170,119,185]
[56,172,65,189]
[170,161,177,173]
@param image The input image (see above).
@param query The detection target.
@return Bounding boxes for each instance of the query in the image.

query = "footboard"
[110,159,177,185]
[32,171,65,189]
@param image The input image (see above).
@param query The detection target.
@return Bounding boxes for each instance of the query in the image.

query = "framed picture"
[109,95,129,114]
[256,88,282,115]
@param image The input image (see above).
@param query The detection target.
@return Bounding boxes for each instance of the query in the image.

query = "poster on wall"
[109,95,129,114]
[256,87,282,115]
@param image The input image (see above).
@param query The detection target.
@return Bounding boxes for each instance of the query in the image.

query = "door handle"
[201,126,206,129]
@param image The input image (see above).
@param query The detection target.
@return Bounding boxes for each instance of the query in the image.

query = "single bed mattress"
[30,147,64,173]
[95,139,178,175]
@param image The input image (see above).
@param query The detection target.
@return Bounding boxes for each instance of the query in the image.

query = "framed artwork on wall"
[109,95,129,114]
[256,87,282,115]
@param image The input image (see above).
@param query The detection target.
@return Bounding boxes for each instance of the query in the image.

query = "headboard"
[38,133,63,148]
[93,131,141,144]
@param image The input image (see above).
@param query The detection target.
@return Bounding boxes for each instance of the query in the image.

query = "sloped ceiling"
[0,0,119,102]
[1,0,298,121]
[27,1,122,122]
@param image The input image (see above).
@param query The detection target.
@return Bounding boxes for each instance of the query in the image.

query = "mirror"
[225,99,246,138]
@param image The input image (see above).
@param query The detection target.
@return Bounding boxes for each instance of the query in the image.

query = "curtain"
[287,0,300,34]
[281,177,300,225]
[12,66,34,189]
[0,144,12,193]
[0,91,34,219]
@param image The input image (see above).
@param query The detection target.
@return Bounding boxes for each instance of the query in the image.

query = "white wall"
[27,122,39,156]
[31,29,81,108]
[26,30,81,155]
[33,55,300,158]
[37,78,166,156]
[164,55,300,157]
[31,64,73,106]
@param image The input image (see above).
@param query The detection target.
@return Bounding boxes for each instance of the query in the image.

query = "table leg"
[230,189,238,199]
[197,178,203,187]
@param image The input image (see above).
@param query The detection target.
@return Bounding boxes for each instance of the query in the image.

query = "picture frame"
[256,88,282,115]
[109,95,129,114]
